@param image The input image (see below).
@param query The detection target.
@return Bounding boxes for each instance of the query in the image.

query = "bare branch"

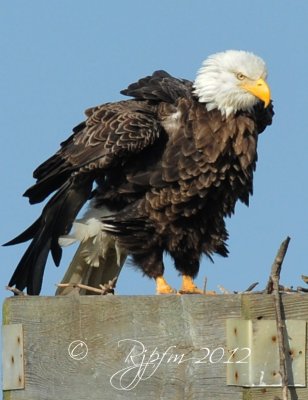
[217,285,231,294]
[267,237,291,400]
[244,281,259,292]
[56,276,118,295]
[202,276,207,294]
[265,237,291,294]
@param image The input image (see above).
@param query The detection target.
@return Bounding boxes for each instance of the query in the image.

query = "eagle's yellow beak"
[241,78,271,108]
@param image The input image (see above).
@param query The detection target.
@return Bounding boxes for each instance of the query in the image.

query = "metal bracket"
[2,324,24,390]
[226,319,306,387]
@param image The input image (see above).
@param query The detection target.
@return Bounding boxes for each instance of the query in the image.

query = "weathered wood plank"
[3,295,243,400]
[242,293,308,320]
[2,293,308,400]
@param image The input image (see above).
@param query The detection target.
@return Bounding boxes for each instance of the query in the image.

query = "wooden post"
[2,294,308,400]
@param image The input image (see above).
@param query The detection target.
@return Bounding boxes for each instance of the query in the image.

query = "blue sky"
[1,0,308,302]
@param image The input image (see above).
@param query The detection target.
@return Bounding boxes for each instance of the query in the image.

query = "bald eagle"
[5,50,273,295]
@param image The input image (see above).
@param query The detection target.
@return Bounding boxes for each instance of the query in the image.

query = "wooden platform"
[2,293,308,400]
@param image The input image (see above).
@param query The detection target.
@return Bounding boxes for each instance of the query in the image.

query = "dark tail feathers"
[5,174,93,294]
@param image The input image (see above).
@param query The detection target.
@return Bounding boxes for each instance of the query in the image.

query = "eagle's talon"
[180,275,205,294]
[155,276,176,294]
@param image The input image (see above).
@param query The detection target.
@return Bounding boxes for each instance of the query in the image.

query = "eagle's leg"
[180,275,204,294]
[155,276,176,295]
[171,251,204,294]
[132,250,176,294]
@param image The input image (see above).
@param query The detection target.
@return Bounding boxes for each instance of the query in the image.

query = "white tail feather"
[56,206,126,295]
[58,206,121,266]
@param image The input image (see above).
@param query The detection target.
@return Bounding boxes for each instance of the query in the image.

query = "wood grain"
[2,293,308,400]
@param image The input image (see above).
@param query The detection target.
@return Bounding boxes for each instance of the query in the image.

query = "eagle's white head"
[193,50,271,117]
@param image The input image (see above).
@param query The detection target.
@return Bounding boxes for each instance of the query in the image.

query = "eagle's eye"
[236,72,245,81]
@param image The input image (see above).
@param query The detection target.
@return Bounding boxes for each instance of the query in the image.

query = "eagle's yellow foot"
[179,275,205,294]
[156,276,176,294]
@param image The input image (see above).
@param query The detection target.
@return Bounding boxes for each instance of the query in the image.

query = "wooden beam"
[2,294,308,400]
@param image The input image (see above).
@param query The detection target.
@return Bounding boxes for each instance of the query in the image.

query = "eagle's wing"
[120,70,193,102]
[24,101,162,204]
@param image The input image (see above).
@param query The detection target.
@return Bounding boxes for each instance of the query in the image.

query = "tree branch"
[56,276,118,295]
[266,236,291,400]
